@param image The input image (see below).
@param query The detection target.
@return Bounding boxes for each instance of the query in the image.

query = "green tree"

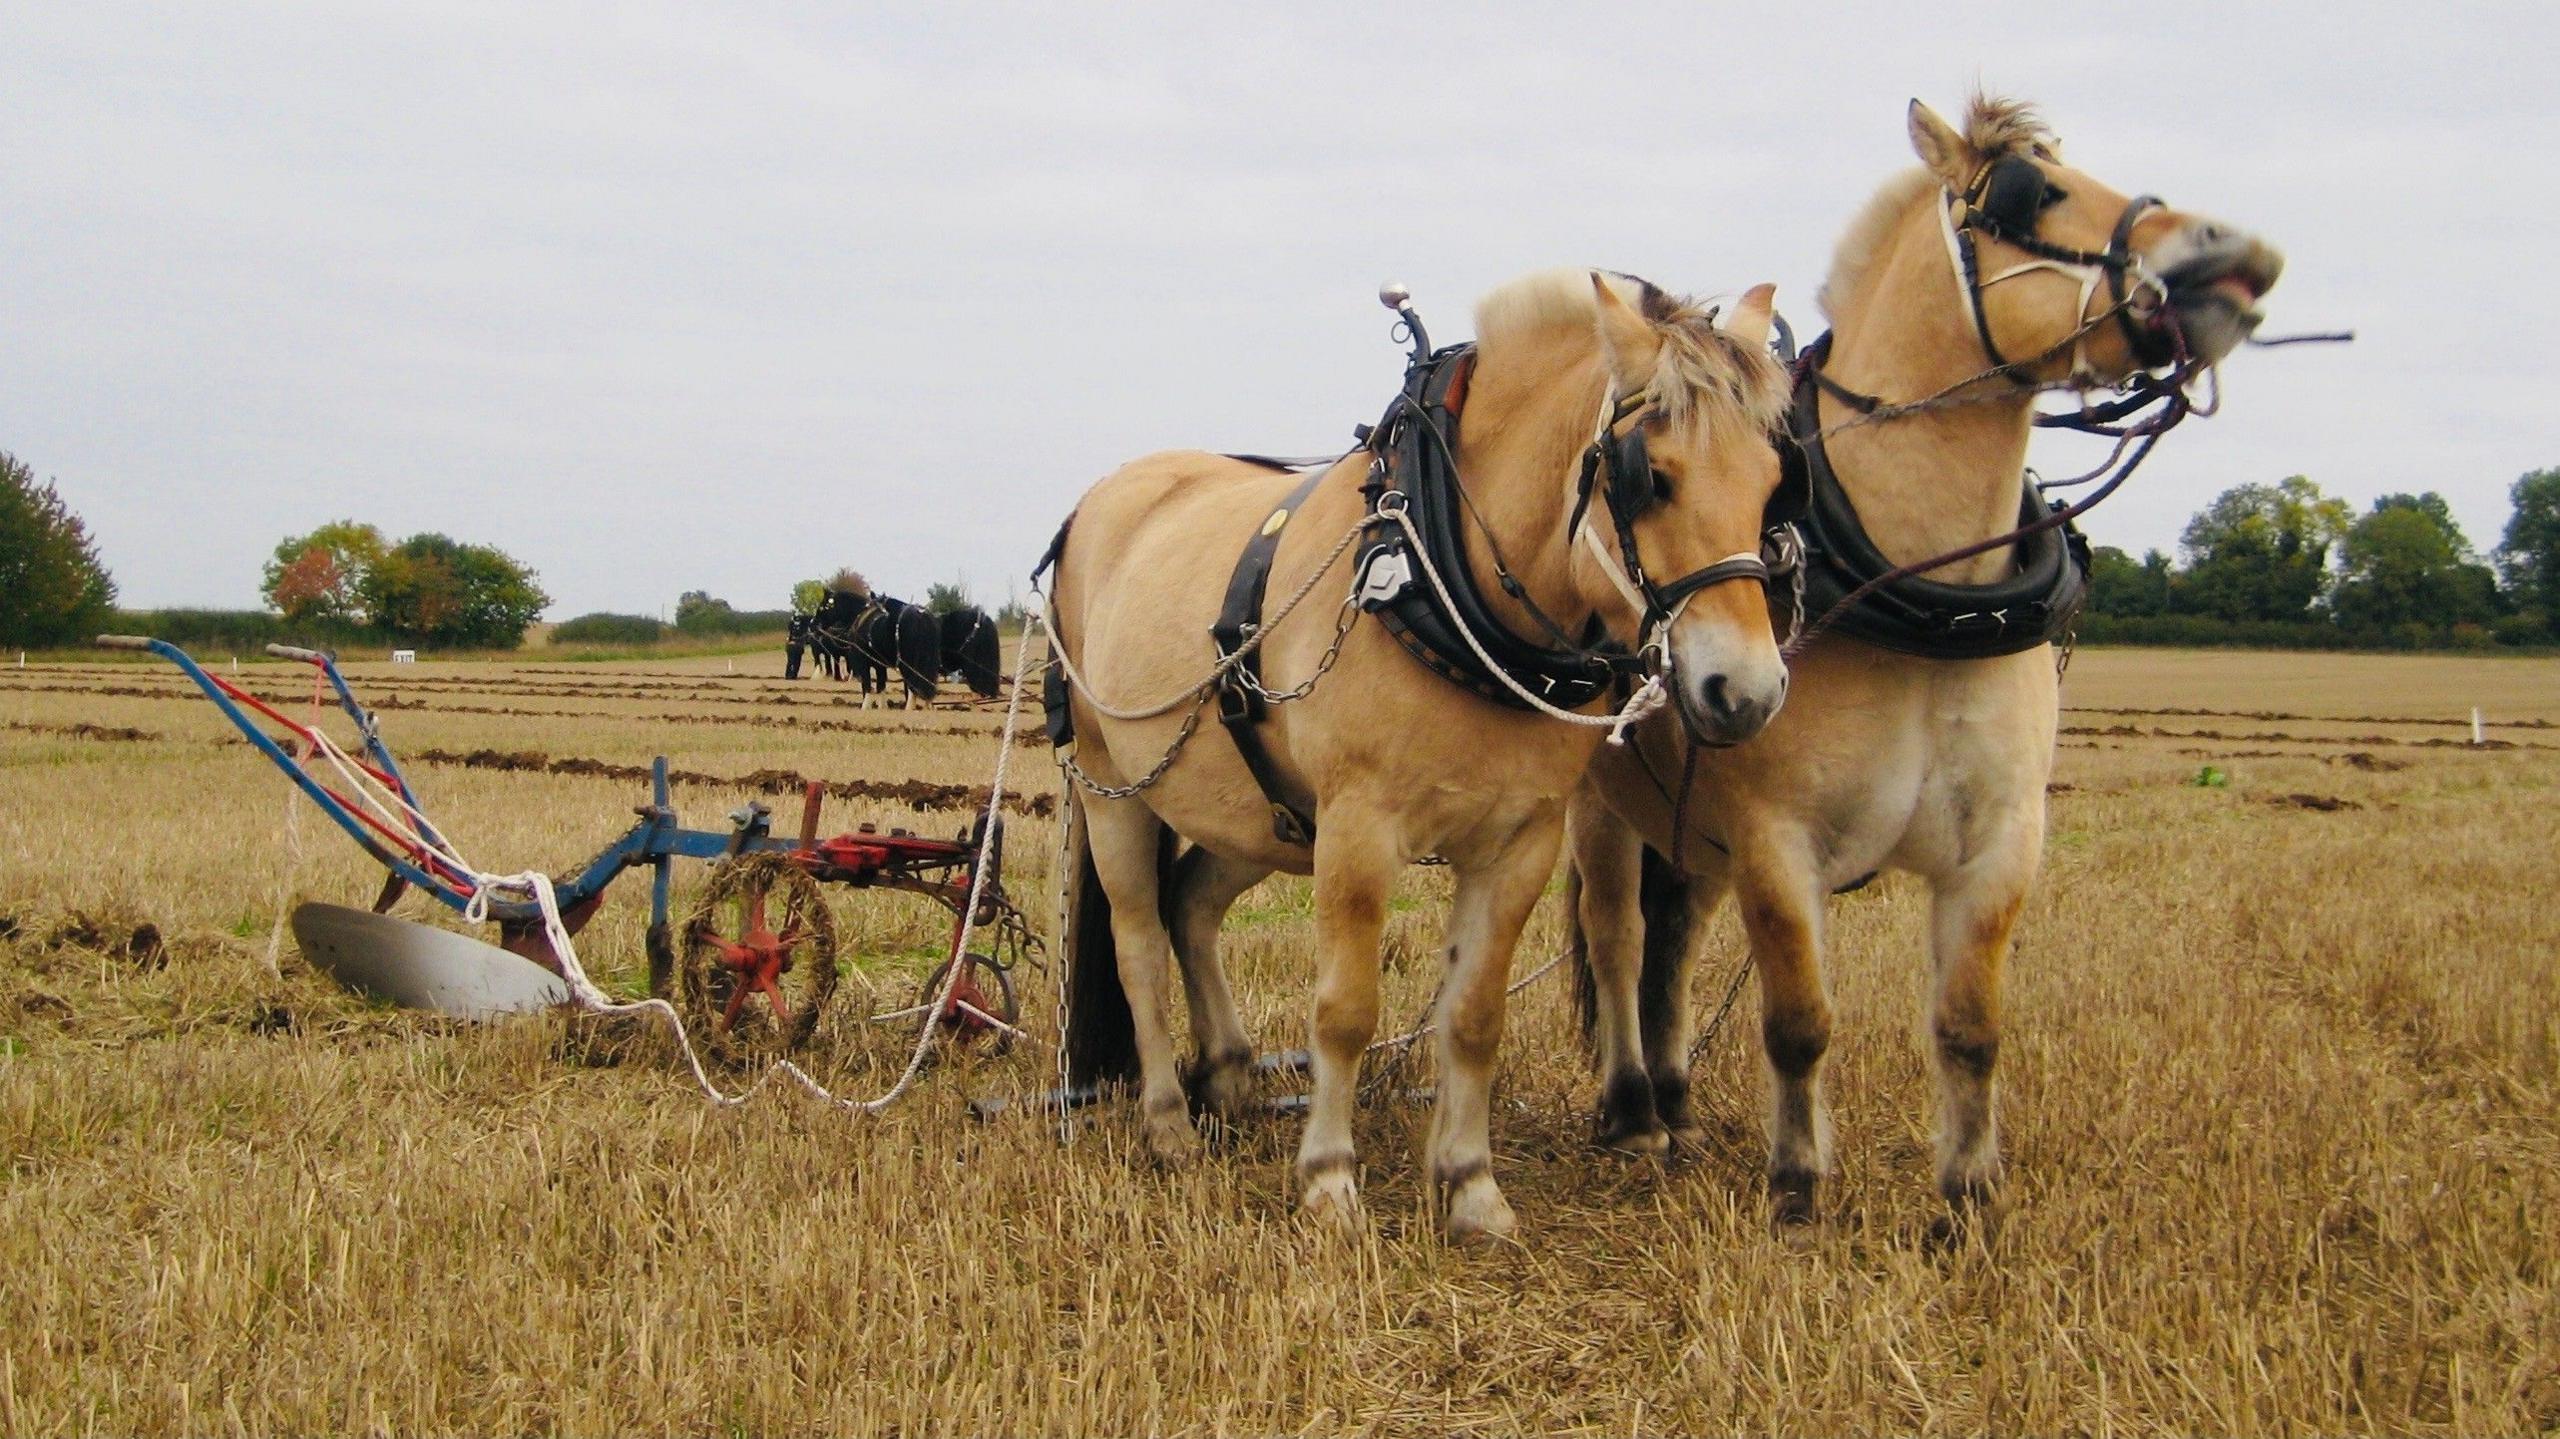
[2088,545,2174,617]
[0,451,116,648]
[2172,476,2350,622]
[2495,467,2560,620]
[791,580,826,617]
[359,533,548,647]
[924,580,972,616]
[674,590,737,633]
[2332,492,2500,633]
[260,520,386,622]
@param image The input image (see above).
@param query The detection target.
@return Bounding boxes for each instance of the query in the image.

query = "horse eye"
[2038,182,2069,212]
[1652,471,1675,502]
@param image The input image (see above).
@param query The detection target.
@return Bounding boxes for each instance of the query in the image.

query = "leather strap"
[1787,361,2089,658]
[1211,466,1331,846]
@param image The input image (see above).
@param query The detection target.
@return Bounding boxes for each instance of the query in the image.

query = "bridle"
[1563,385,1793,678]
[1941,149,2170,386]
[1783,149,2210,659]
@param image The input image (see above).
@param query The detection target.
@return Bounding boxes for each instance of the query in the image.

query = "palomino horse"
[1568,96,2284,1231]
[1048,270,1793,1236]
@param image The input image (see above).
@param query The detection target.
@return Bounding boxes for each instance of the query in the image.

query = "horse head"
[1579,273,1795,745]
[1856,94,2284,384]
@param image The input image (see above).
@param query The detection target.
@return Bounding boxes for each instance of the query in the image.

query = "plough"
[98,636,1037,1055]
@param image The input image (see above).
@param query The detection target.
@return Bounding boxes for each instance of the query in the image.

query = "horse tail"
[1567,842,1695,1055]
[1061,787,1179,1086]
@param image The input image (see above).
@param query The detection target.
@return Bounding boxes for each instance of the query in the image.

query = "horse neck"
[1821,247,2039,587]
[1449,348,1610,641]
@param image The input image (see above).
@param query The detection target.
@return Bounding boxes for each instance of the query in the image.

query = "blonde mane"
[1473,268,1789,444]
[1819,91,2060,318]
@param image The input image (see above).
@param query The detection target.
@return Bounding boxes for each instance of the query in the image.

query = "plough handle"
[94,634,155,650]
[265,643,328,663]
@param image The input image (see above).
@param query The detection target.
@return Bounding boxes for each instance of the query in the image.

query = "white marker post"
[2472,706,2485,747]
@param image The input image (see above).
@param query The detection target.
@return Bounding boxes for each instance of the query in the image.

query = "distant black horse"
[872,595,941,710]
[810,588,887,697]
[938,605,1001,699]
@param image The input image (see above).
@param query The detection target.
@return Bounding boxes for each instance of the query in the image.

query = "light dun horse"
[1050,270,1792,1236]
[1569,96,2285,1233]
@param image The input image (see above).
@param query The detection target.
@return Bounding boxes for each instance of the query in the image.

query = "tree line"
[9,446,2554,655]
[2082,469,2557,649]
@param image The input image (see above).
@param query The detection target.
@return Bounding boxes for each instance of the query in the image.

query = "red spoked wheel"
[918,953,1019,1054]
[676,853,840,1061]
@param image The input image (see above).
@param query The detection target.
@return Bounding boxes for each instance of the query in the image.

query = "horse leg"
[1296,817,1397,1228]
[1567,797,1664,1153]
[1925,825,2038,1233]
[1081,797,1199,1165]
[1734,835,1830,1227]
[1167,846,1272,1119]
[1639,851,1729,1148]
[1429,819,1562,1241]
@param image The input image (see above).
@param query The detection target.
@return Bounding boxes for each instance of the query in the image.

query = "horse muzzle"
[1669,657,1788,748]
[2134,223,2285,366]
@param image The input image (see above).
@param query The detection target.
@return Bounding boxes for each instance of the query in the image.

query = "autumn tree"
[0,451,117,648]
[261,520,386,622]
[359,533,548,648]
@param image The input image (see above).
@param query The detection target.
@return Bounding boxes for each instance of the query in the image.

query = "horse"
[1047,269,1795,1237]
[1565,95,2285,1234]
[939,605,1002,700]
[809,586,864,686]
[852,593,942,710]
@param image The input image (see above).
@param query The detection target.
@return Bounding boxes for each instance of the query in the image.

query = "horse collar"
[1783,354,2090,660]
[1351,345,1632,712]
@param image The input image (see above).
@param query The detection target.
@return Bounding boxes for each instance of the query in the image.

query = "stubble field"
[1,643,2554,1434]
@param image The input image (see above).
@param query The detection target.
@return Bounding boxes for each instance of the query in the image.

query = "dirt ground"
[3,644,2554,1434]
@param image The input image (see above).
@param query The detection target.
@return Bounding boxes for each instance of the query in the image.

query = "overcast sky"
[4,3,2551,617]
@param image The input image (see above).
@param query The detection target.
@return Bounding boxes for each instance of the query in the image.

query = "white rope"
[282,632,1045,1118]
[1378,504,1669,745]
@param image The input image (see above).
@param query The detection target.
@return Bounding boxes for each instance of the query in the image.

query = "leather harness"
[1784,343,2090,659]
[1209,463,1333,846]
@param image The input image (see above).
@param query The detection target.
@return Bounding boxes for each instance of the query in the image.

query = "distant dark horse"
[938,605,1002,700]
[869,596,941,710]
[810,588,887,698]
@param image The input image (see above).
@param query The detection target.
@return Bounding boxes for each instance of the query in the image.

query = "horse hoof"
[1445,1180,1518,1244]
[1299,1171,1364,1231]
[1769,1169,1819,1229]
[1596,1121,1669,1157]
[1186,1055,1257,1120]
[1664,1123,1708,1152]
[1141,1110,1201,1169]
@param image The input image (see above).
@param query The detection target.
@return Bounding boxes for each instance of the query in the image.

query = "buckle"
[1355,546,1414,609]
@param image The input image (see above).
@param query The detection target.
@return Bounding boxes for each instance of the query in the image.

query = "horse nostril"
[2196,221,2230,244]
[1702,673,1735,722]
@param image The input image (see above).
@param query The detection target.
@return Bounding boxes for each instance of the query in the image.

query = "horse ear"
[1907,98,1973,190]
[1589,271,1660,389]
[1723,283,1776,349]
